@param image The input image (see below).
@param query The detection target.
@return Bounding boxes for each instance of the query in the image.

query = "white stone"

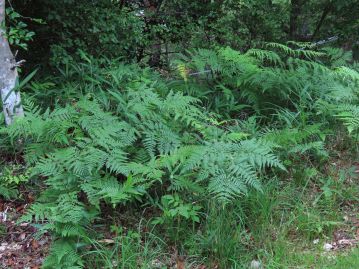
[323,243,333,251]
[250,260,263,269]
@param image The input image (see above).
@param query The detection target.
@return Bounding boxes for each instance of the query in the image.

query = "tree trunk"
[0,0,24,125]
[289,0,307,40]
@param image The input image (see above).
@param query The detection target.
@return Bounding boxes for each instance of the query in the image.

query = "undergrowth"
[1,43,358,268]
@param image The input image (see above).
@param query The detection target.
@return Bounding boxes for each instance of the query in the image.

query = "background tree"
[0,0,24,125]
[13,0,358,72]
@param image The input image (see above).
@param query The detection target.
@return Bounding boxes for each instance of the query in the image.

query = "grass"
[263,243,359,269]
[188,163,357,268]
[82,161,358,268]
[83,226,168,269]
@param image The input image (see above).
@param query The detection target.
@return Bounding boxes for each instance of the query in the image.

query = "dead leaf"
[338,239,354,246]
[98,239,115,244]
[176,256,185,269]
[19,233,26,240]
[31,240,39,249]
[16,205,24,213]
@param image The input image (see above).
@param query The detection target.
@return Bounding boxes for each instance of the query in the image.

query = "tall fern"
[1,61,285,268]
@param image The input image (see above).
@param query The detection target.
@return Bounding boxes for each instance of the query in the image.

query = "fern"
[245,48,283,66]
[2,62,280,267]
[266,42,325,59]
[162,138,283,202]
[42,239,84,269]
[335,104,359,135]
[0,184,18,199]
[5,49,357,268]
[321,47,353,68]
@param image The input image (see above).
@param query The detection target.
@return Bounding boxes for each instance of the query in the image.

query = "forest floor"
[0,193,51,269]
[0,193,358,268]
[0,159,358,269]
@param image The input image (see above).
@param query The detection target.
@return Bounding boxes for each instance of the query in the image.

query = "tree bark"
[289,0,307,40]
[0,0,24,125]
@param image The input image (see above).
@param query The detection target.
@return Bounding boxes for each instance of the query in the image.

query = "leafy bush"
[44,0,146,65]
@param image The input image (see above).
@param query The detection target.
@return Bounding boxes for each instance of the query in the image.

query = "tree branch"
[311,1,333,41]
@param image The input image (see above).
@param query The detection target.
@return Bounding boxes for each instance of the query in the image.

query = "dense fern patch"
[1,44,358,268]
[2,58,286,267]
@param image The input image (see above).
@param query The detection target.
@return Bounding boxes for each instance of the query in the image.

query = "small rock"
[323,243,333,251]
[150,259,164,268]
[250,260,263,269]
[313,239,319,244]
[9,243,22,250]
